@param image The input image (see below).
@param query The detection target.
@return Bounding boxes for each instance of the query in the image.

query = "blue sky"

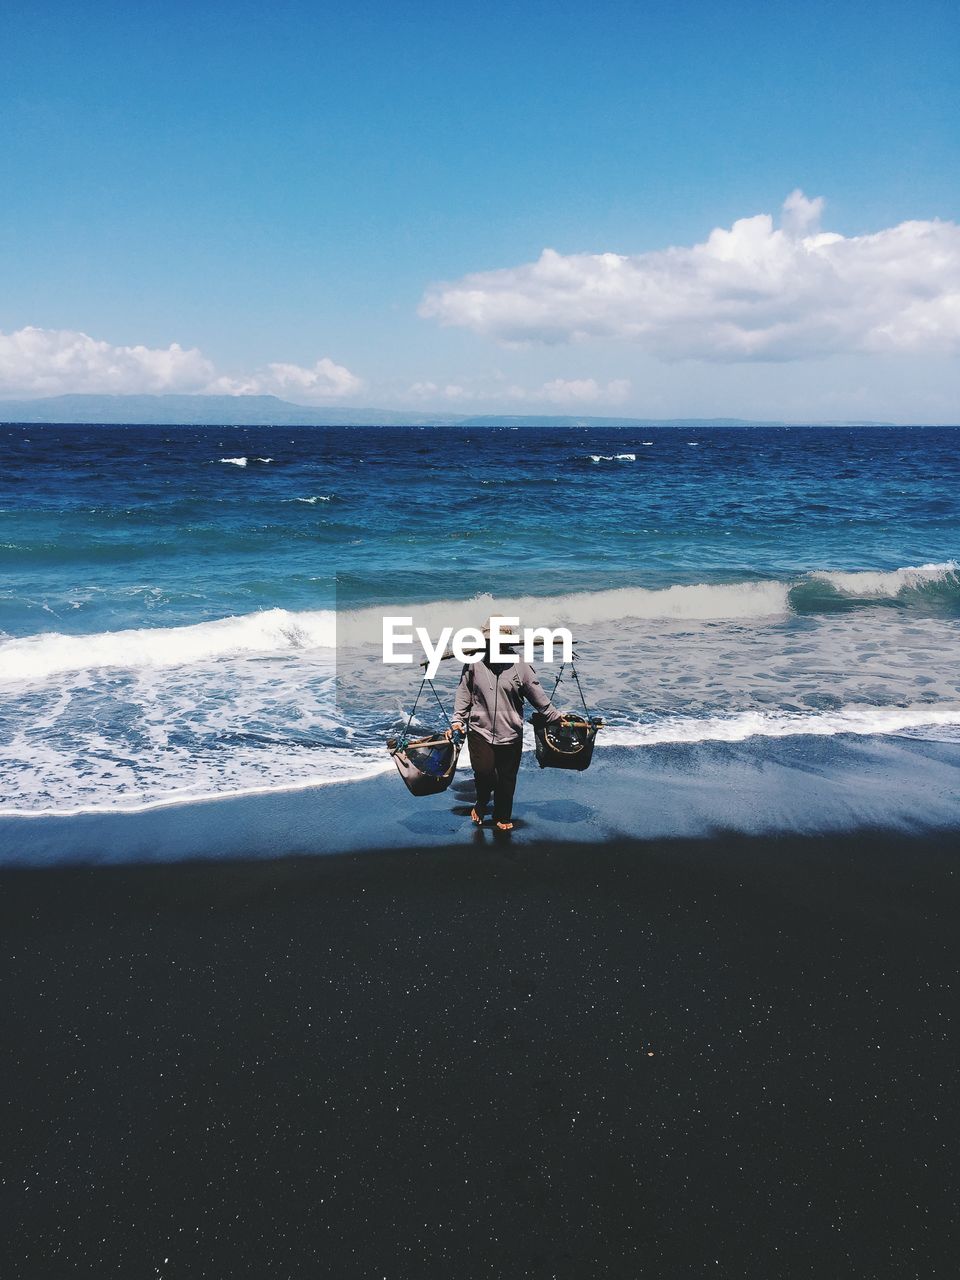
[1,0,958,419]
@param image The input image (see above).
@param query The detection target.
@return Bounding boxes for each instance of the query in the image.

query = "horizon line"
[1,391,957,428]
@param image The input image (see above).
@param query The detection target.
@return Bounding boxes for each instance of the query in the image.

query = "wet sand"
[3,829,959,1276]
[4,733,960,867]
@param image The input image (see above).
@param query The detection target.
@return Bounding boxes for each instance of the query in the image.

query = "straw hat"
[479,616,520,645]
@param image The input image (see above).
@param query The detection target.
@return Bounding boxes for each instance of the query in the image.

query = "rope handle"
[401,674,454,742]
[550,656,591,715]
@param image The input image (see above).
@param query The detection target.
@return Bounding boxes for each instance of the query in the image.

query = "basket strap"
[402,676,427,739]
[549,661,591,714]
[428,677,453,730]
[402,674,453,740]
[570,664,591,713]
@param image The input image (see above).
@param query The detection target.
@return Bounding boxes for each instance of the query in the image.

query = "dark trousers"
[468,731,523,823]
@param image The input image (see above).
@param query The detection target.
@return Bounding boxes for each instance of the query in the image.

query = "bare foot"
[495,821,514,832]
[470,808,485,826]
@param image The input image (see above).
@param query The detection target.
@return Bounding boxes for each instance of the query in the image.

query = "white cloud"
[513,377,631,405]
[0,326,215,395]
[420,192,960,362]
[265,357,361,399]
[0,327,362,401]
[406,374,629,407]
[212,357,362,401]
[780,189,824,237]
[407,380,473,401]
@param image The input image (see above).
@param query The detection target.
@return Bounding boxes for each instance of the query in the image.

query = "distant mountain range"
[0,393,901,428]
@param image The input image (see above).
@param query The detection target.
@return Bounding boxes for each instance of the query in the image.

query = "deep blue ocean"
[1,422,958,814]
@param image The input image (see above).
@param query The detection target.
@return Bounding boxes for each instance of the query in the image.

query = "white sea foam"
[600,702,960,748]
[589,453,636,462]
[291,495,331,504]
[219,456,247,466]
[0,753,394,819]
[6,700,959,820]
[3,598,959,817]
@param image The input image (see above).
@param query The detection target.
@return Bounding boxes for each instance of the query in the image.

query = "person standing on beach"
[448,622,564,831]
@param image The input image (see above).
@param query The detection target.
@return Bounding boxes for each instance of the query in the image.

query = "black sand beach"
[3,827,959,1278]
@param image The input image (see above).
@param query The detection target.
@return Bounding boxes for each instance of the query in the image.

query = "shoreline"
[2,733,959,867]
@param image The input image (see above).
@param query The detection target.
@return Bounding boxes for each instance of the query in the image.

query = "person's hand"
[446,723,463,739]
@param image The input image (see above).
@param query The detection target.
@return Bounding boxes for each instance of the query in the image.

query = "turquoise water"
[1,423,958,815]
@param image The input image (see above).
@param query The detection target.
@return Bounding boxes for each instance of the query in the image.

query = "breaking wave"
[809,563,958,596]
[0,609,337,682]
[789,562,960,612]
[2,563,957,683]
